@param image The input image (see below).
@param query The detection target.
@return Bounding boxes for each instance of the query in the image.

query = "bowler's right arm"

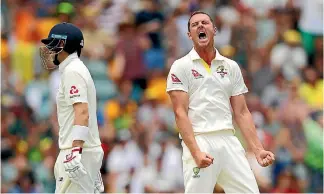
[167,62,213,168]
[168,91,199,158]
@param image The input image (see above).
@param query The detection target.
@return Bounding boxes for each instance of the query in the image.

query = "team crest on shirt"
[216,65,228,78]
[191,69,204,79]
[193,167,200,178]
[171,74,182,84]
[70,86,79,94]
[69,85,80,98]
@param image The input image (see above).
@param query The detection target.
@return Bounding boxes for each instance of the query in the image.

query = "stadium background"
[1,0,323,193]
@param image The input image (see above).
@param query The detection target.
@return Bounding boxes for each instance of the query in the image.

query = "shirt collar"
[189,47,226,61]
[59,52,78,73]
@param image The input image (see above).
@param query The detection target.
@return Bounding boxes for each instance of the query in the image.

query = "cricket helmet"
[40,22,84,69]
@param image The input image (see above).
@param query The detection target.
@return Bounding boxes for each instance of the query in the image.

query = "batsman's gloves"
[63,147,87,182]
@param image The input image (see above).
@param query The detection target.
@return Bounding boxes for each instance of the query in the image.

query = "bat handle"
[60,179,71,193]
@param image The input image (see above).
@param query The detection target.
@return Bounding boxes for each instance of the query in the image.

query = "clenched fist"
[255,149,275,167]
[193,151,214,168]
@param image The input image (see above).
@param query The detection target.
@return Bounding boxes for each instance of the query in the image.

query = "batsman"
[40,22,104,193]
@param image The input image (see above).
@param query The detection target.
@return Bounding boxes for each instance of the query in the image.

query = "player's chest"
[188,61,232,95]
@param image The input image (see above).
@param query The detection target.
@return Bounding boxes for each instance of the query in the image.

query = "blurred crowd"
[1,0,323,193]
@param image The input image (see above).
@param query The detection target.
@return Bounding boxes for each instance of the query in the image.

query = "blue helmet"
[40,22,84,69]
[41,22,84,56]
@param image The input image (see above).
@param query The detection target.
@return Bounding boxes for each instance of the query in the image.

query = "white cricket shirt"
[56,52,101,149]
[166,48,248,134]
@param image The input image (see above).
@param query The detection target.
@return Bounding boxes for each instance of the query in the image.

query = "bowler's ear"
[187,31,193,40]
[213,27,217,35]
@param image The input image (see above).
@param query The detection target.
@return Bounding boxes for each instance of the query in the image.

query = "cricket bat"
[60,178,71,193]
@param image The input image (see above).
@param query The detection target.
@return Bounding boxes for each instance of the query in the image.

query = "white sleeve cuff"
[71,125,89,142]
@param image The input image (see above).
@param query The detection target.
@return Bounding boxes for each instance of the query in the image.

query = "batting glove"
[63,147,87,182]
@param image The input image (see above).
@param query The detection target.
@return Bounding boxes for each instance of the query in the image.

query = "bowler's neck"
[194,46,216,66]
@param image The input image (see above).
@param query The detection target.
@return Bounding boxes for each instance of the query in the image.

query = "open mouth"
[198,32,207,40]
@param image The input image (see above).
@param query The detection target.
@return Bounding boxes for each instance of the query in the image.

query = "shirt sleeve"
[166,61,189,93]
[63,71,88,105]
[231,62,248,96]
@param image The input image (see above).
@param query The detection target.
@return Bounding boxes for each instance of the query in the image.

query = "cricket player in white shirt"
[40,22,104,193]
[166,11,275,193]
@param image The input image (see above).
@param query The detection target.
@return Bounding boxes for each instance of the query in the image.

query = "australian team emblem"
[216,65,228,78]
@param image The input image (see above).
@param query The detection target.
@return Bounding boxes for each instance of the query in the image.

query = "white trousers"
[182,130,259,193]
[54,146,104,193]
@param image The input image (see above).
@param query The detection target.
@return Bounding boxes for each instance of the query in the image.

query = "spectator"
[81,13,115,60]
[263,106,282,137]
[271,168,301,193]
[294,0,323,56]
[145,69,170,105]
[299,67,323,111]
[104,80,138,130]
[135,0,164,49]
[261,72,288,108]
[114,20,149,90]
[97,0,131,35]
[8,170,39,193]
[135,0,166,71]
[130,131,182,193]
[297,106,323,193]
[214,7,238,49]
[56,1,75,23]
[249,50,274,96]
[171,0,192,58]
[230,9,257,68]
[270,29,307,81]
[137,88,176,134]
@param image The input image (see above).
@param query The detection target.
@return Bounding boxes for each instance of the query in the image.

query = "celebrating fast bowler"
[40,22,104,193]
[166,11,275,193]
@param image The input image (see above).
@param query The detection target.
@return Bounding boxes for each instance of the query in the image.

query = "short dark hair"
[187,11,214,32]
